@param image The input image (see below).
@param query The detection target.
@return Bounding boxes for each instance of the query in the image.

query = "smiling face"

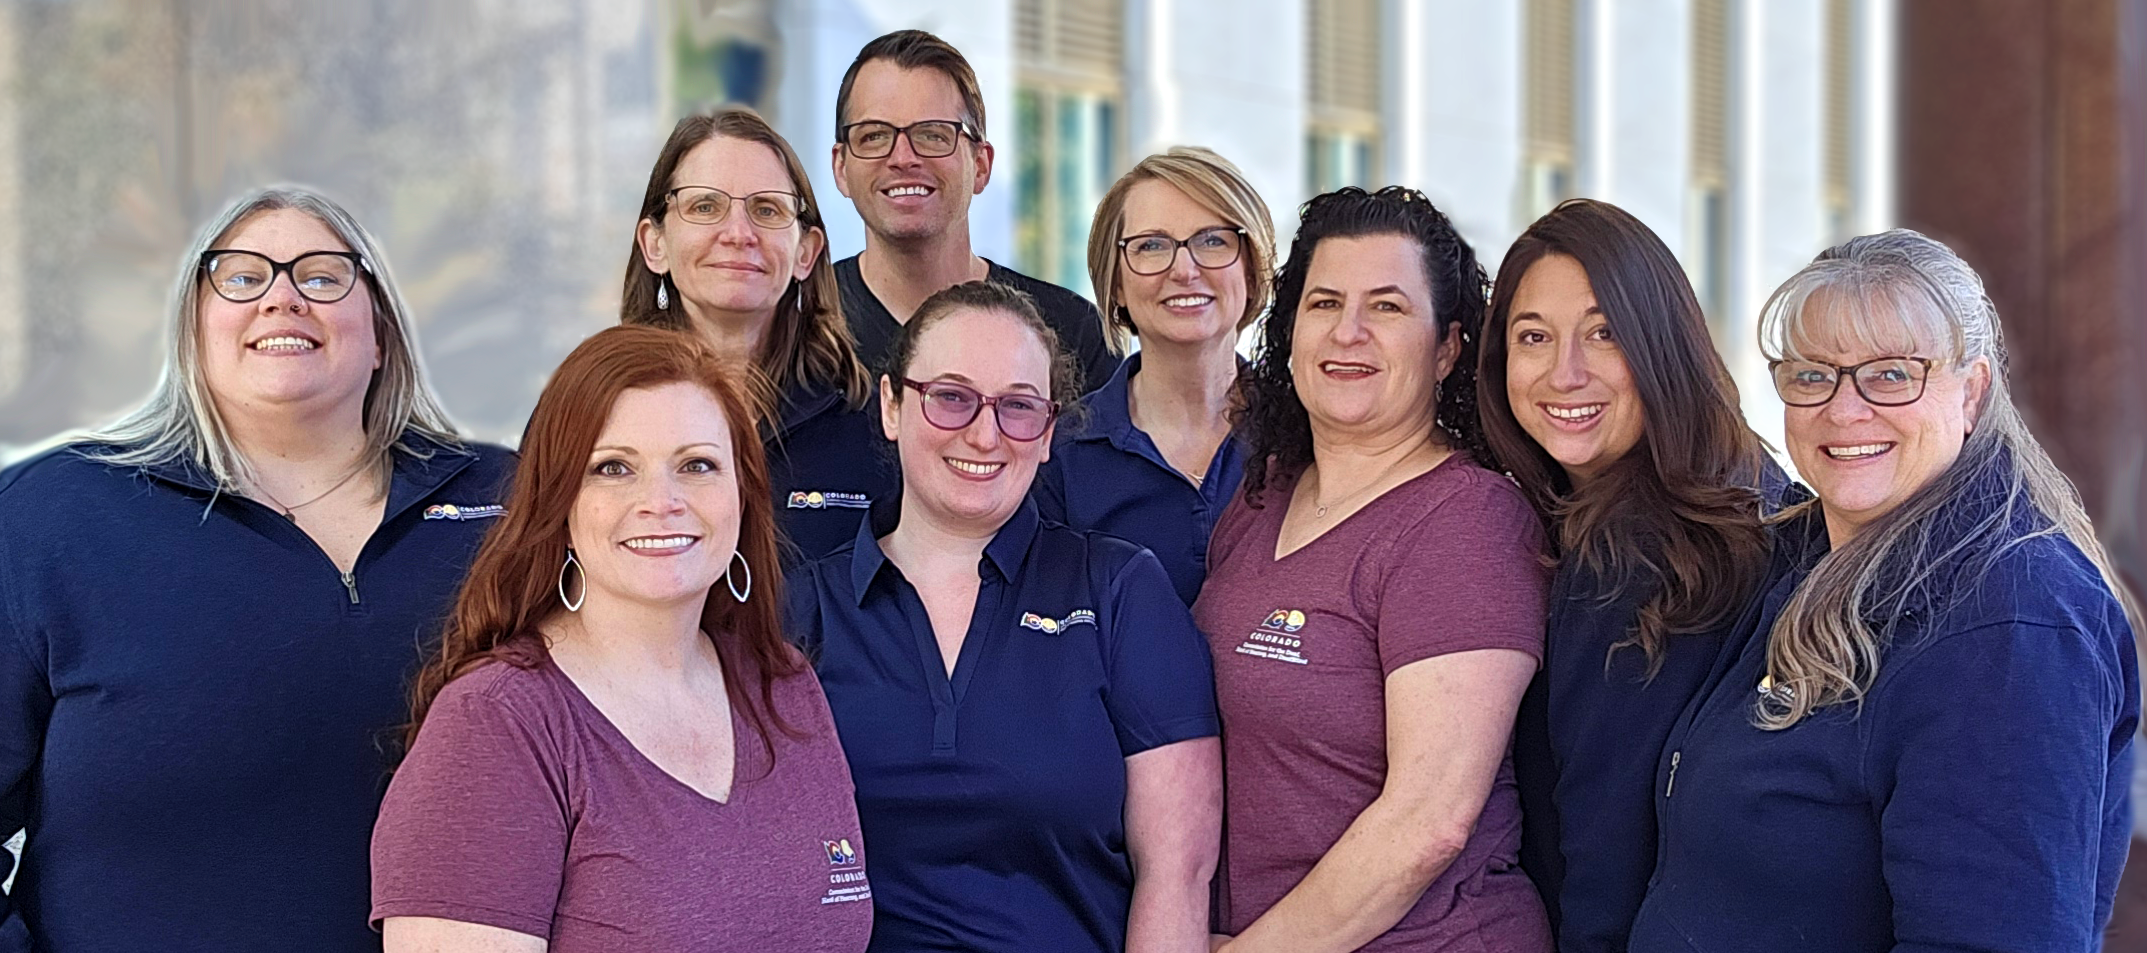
[1116,178,1247,349]
[832,60,992,243]
[1504,253,1646,484]
[1288,234,1459,445]
[197,208,381,423]
[880,307,1054,535]
[640,136,823,323]
[568,381,742,612]
[1781,290,1990,544]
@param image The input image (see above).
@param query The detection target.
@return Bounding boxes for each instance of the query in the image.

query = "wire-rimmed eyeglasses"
[900,378,1059,441]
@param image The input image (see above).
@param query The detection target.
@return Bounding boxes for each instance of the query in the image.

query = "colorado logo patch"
[1236,607,1310,665]
[823,838,859,866]
[423,503,506,521]
[1019,609,1097,634]
[1262,609,1307,632]
[788,490,871,510]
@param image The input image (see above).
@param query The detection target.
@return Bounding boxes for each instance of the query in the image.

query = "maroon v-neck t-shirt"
[1194,455,1552,952]
[371,645,872,952]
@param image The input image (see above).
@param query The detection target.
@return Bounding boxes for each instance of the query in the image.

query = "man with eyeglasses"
[830,29,1117,395]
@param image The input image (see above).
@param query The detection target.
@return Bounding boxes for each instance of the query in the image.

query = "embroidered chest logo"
[1019,609,1096,634]
[819,837,871,906]
[1234,607,1311,665]
[423,503,506,521]
[788,490,870,510]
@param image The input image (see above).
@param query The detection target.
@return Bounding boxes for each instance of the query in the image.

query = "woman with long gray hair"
[0,187,513,952]
[1629,229,2139,951]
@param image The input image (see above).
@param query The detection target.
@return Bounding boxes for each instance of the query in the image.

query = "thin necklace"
[251,464,366,522]
[1311,443,1430,519]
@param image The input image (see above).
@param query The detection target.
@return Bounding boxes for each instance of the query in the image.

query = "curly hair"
[1237,186,1495,506]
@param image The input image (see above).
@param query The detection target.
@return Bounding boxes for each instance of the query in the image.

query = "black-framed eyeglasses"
[840,119,976,159]
[1117,227,1247,276]
[665,187,805,229]
[1769,356,1936,407]
[199,250,369,304]
[900,378,1059,442]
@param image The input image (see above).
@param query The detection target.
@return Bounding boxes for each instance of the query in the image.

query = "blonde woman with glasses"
[1033,147,1275,606]
[1628,229,2139,951]
[0,187,513,953]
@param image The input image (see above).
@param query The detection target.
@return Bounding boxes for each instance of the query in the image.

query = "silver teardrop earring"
[726,550,752,603]
[656,276,670,310]
[558,546,586,612]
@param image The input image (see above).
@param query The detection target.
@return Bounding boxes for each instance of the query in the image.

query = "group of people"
[0,25,2136,953]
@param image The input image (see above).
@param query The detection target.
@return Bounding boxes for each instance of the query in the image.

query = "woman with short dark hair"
[1199,187,1551,952]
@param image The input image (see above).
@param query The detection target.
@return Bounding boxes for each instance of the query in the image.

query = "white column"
[1730,0,1825,463]
[1607,0,1693,258]
[779,0,1017,262]
[1857,0,1897,232]
[1126,0,1305,235]
[1394,0,1523,258]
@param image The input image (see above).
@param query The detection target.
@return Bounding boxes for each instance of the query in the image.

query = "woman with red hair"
[370,326,871,952]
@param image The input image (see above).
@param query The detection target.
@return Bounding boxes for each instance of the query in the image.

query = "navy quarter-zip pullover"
[0,435,514,953]
[1513,459,1803,953]
[1630,492,2138,952]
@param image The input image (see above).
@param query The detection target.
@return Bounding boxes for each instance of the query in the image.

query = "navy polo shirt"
[764,379,897,563]
[0,434,515,953]
[786,496,1219,953]
[1630,488,2139,951]
[1034,353,1246,606]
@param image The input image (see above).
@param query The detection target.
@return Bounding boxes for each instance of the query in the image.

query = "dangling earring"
[558,547,586,612]
[655,276,670,310]
[725,550,752,603]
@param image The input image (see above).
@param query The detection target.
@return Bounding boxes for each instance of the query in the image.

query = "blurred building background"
[1,0,2144,942]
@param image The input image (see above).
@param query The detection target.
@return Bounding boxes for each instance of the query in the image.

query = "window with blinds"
[1691,0,1729,188]
[1014,0,1124,293]
[1522,0,1576,216]
[1017,0,1122,86]
[1306,0,1382,192]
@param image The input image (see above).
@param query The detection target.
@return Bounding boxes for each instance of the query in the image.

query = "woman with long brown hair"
[1478,198,1796,953]
[371,326,870,952]
[623,107,889,561]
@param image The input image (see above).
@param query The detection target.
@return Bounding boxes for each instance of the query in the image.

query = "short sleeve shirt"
[370,649,873,953]
[834,255,1120,395]
[1193,455,1552,952]
[787,497,1220,953]
[1034,353,1247,605]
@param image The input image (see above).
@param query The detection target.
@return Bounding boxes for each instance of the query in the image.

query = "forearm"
[1124,738,1223,953]
[1126,865,1216,953]
[1220,795,1466,953]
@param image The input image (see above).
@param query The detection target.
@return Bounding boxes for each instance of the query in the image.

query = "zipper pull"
[340,572,361,605]
[1665,750,1682,798]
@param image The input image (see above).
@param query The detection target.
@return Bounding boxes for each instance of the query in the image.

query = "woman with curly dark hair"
[1195,187,1552,952]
